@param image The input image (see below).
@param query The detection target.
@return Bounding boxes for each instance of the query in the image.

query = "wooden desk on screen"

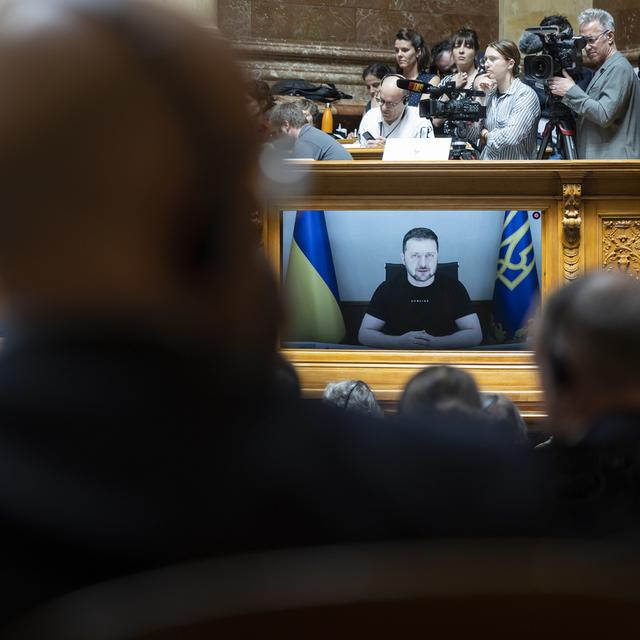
[262,160,640,420]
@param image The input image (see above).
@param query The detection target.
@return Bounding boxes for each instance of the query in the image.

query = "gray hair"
[578,9,615,32]
[268,101,308,130]
[322,380,384,418]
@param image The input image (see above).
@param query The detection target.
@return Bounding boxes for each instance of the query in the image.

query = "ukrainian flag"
[284,210,345,344]
[492,210,540,342]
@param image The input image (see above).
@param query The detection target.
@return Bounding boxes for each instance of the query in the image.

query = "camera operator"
[547,9,640,159]
[521,15,593,158]
[477,40,541,160]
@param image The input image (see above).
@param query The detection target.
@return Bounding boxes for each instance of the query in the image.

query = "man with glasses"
[547,8,640,159]
[358,74,433,147]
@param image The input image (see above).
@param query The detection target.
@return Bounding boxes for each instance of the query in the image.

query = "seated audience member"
[269,101,352,160]
[0,0,544,624]
[322,380,384,419]
[272,353,302,402]
[477,40,541,159]
[399,366,483,417]
[445,28,482,91]
[482,393,529,444]
[358,227,481,349]
[394,27,440,106]
[548,9,640,159]
[535,271,640,536]
[297,97,321,128]
[429,39,455,79]
[358,74,434,147]
[246,78,275,142]
[361,62,393,113]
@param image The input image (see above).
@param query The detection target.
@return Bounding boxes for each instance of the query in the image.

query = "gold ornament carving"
[562,183,582,281]
[602,218,640,279]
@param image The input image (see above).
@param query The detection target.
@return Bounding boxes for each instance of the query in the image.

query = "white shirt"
[358,105,434,146]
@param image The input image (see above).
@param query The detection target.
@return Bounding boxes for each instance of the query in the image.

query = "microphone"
[396,78,439,94]
[519,31,544,54]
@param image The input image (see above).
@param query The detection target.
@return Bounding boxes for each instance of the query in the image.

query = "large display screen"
[280,209,543,350]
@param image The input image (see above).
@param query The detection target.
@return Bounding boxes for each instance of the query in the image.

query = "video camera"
[396,79,486,159]
[520,26,585,83]
[395,78,485,122]
[416,81,486,122]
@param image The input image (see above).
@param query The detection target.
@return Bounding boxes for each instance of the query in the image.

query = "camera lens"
[524,54,554,81]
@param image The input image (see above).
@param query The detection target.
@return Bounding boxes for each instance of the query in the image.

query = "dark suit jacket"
[0,324,543,623]
[537,412,640,539]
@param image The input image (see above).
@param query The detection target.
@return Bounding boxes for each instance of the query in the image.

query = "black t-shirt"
[366,272,473,337]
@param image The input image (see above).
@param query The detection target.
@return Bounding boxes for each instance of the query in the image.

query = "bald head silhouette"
[0,0,279,376]
[535,270,640,439]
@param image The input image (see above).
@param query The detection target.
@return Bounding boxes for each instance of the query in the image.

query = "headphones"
[379,73,410,104]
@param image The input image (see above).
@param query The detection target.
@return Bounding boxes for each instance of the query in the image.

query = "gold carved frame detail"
[562,183,582,282]
[602,218,640,278]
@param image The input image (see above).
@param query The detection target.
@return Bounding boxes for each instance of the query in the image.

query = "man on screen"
[358,228,482,349]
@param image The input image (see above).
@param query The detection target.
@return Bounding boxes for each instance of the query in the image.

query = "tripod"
[536,98,578,159]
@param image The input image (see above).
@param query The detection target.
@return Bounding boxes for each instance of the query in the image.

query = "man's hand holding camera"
[548,69,575,97]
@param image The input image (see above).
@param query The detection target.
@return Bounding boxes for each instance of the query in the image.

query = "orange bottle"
[321,102,333,134]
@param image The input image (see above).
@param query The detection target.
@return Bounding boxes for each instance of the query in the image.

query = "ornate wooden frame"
[262,160,640,420]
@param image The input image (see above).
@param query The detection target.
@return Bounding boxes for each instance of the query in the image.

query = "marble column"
[160,0,217,24]
[499,0,592,43]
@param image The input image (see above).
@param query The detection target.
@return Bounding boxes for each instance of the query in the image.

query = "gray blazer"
[562,51,640,159]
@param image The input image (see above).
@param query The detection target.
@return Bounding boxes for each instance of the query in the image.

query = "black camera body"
[523,26,585,82]
[417,82,486,159]
[418,82,486,122]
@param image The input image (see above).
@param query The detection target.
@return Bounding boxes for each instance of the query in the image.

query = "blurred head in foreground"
[0,0,280,384]
[322,380,384,418]
[482,393,529,444]
[399,365,482,417]
[535,271,640,441]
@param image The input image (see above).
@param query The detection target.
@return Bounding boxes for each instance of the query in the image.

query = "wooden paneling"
[262,160,640,418]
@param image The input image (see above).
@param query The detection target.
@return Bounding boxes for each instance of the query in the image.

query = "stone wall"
[218,0,499,104]
[161,0,640,105]
[600,0,640,59]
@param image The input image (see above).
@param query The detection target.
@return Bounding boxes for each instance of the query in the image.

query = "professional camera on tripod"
[396,78,486,159]
[519,26,586,158]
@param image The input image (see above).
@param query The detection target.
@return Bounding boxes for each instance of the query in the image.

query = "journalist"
[477,40,541,160]
[357,74,433,147]
[547,9,640,159]
[521,15,593,159]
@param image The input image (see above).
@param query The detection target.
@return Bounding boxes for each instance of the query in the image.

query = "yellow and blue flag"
[492,210,540,342]
[285,210,345,344]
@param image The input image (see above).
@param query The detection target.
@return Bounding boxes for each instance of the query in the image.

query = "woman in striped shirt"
[477,40,541,160]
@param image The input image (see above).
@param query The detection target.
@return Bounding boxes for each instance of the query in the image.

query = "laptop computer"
[382,137,452,161]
